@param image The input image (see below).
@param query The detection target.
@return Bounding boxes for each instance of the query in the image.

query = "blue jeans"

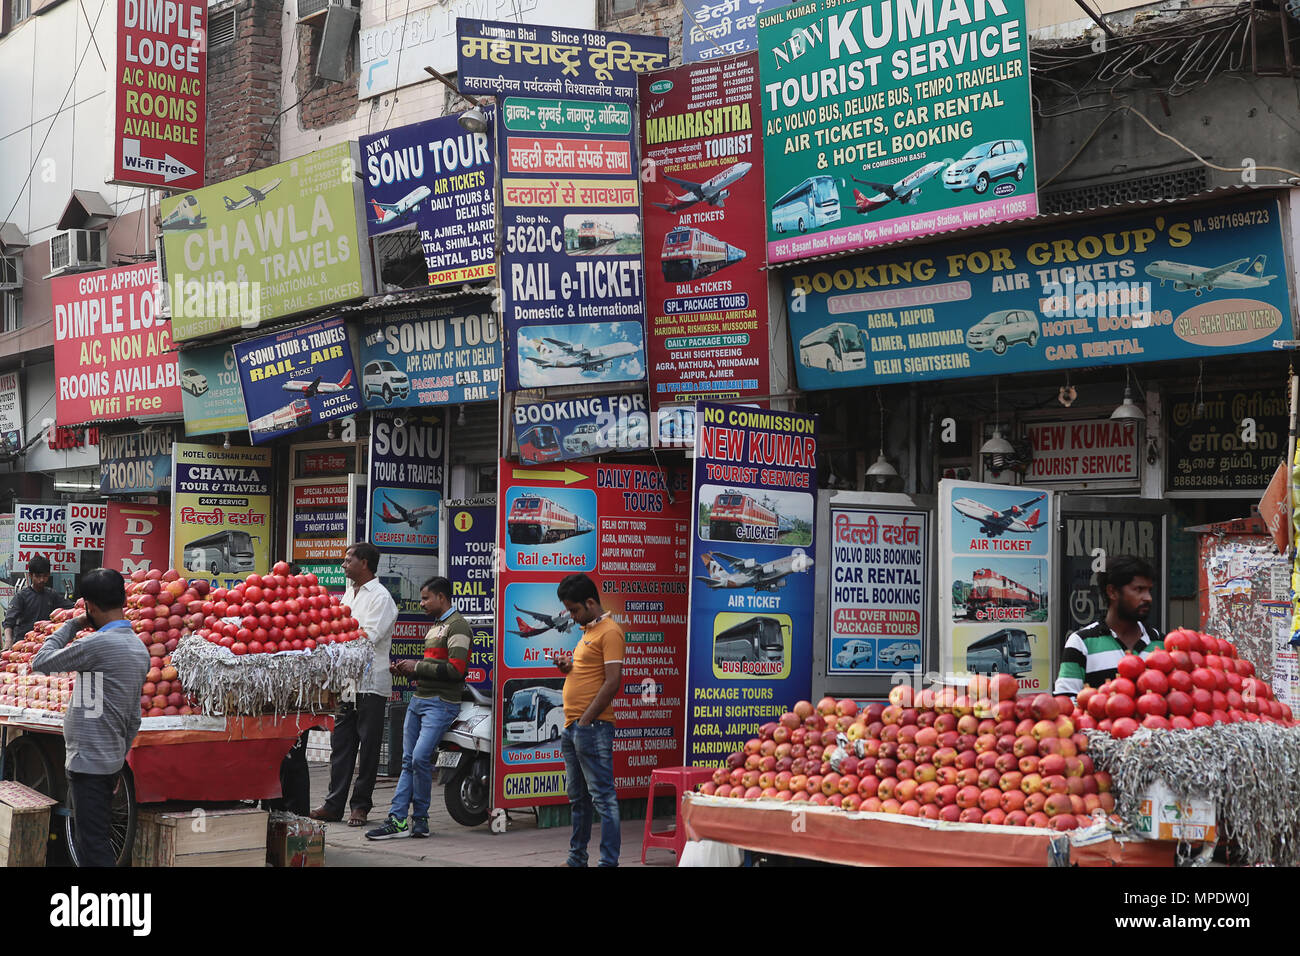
[560,720,619,867]
[389,696,461,821]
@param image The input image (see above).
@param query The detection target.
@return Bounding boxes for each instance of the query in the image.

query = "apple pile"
[1073,628,1294,738]
[192,561,361,656]
[699,677,1114,831]
[0,604,94,712]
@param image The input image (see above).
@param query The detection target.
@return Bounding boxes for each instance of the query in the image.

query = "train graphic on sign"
[966,567,1042,614]
[506,495,594,545]
[707,490,792,543]
[576,219,616,249]
[661,227,745,282]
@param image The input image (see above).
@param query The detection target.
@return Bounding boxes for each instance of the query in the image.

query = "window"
[0,292,19,332]
[606,0,670,19]
[7,0,30,30]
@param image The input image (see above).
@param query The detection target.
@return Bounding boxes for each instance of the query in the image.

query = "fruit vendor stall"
[0,565,370,865]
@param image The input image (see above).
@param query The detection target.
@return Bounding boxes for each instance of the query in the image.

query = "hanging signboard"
[359,112,496,288]
[1023,419,1141,485]
[179,344,247,436]
[494,459,690,809]
[99,428,175,495]
[684,402,818,765]
[757,0,1035,264]
[358,299,501,408]
[289,479,351,564]
[826,505,927,678]
[103,503,172,575]
[112,0,206,191]
[367,412,446,554]
[0,515,14,582]
[1059,510,1163,641]
[65,503,107,551]
[456,18,669,102]
[14,503,78,574]
[233,316,362,444]
[170,443,272,591]
[784,196,1293,390]
[159,142,370,341]
[51,263,182,426]
[683,0,789,63]
[0,372,23,454]
[512,394,649,464]
[939,479,1053,696]
[1166,387,1288,494]
[640,54,771,411]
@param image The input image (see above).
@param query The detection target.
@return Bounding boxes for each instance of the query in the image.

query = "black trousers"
[67,769,119,867]
[322,693,386,815]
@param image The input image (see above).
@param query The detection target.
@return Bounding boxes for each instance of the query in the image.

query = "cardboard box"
[133,806,269,867]
[267,812,325,867]
[1134,780,1217,843]
[0,781,57,867]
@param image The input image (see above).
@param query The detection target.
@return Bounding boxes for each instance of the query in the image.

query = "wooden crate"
[0,781,57,867]
[133,806,269,867]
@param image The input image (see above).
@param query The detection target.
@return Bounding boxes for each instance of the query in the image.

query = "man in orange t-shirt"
[552,573,624,867]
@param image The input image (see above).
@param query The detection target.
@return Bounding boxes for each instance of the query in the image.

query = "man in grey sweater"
[32,568,149,867]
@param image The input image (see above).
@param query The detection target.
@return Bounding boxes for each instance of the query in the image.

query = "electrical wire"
[378,0,414,132]
[1121,103,1300,179]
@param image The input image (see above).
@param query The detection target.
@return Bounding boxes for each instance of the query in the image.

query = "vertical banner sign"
[444,499,498,695]
[368,412,446,554]
[15,504,78,574]
[170,443,273,591]
[358,299,501,409]
[640,54,770,411]
[99,429,175,495]
[51,264,182,426]
[939,479,1053,696]
[113,0,206,191]
[756,0,1035,264]
[827,506,928,677]
[359,113,497,287]
[179,344,247,436]
[289,480,351,564]
[684,402,818,766]
[65,503,108,551]
[233,316,362,444]
[683,0,790,63]
[0,372,23,453]
[494,459,690,809]
[104,503,172,575]
[0,515,14,581]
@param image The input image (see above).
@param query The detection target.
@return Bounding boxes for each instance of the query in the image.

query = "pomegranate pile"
[192,561,361,655]
[1072,628,1293,736]
[126,569,205,717]
[701,675,1113,831]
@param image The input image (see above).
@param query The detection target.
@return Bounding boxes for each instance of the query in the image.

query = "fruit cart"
[0,710,332,866]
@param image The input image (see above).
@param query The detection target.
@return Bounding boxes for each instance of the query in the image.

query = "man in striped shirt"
[1054,555,1163,699]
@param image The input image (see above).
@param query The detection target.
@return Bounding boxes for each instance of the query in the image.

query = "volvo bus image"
[771,175,840,233]
[503,686,565,744]
[661,227,745,281]
[576,219,616,249]
[713,616,788,675]
[506,495,594,544]
[517,424,563,463]
[965,628,1034,676]
[707,490,779,542]
[798,322,867,373]
[182,529,257,574]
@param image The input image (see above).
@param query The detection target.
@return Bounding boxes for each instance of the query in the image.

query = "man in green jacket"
[367,576,472,840]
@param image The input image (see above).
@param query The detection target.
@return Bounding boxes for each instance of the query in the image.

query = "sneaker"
[410,817,429,838]
[364,816,409,841]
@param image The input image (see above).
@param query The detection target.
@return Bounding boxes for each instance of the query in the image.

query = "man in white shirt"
[311,542,398,827]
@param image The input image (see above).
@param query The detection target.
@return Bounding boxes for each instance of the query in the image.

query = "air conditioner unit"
[49,229,106,275]
[297,0,358,25]
[0,254,20,291]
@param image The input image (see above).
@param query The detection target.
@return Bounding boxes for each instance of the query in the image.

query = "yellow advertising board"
[170,443,272,590]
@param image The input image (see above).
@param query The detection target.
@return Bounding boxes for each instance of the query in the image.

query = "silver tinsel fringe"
[171,636,373,717]
[1086,724,1300,866]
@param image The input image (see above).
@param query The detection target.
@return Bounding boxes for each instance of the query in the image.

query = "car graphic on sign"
[180,368,208,396]
[943,139,1028,194]
[880,641,921,666]
[363,360,410,404]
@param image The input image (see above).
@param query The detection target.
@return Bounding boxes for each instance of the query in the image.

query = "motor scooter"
[435,683,493,826]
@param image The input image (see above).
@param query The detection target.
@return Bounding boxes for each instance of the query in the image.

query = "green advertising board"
[757,0,1036,264]
[159,142,371,341]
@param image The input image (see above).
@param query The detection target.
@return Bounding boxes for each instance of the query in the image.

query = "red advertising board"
[113,0,206,190]
[640,54,769,412]
[494,460,690,809]
[52,264,182,427]
[103,503,172,575]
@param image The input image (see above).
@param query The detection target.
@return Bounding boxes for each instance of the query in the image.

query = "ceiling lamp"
[867,392,898,480]
[980,379,1014,454]
[1111,368,1145,421]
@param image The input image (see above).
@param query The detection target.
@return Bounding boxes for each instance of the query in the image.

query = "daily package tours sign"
[52,264,182,426]
[757,0,1035,263]
[685,403,818,765]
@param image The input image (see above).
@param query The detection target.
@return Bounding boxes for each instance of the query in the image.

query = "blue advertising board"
[178,344,247,436]
[359,112,496,289]
[456,18,668,103]
[99,428,175,495]
[368,411,446,554]
[784,195,1294,390]
[512,393,649,464]
[358,299,501,408]
[233,316,362,444]
[682,0,789,63]
[684,402,818,766]
[445,500,496,617]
